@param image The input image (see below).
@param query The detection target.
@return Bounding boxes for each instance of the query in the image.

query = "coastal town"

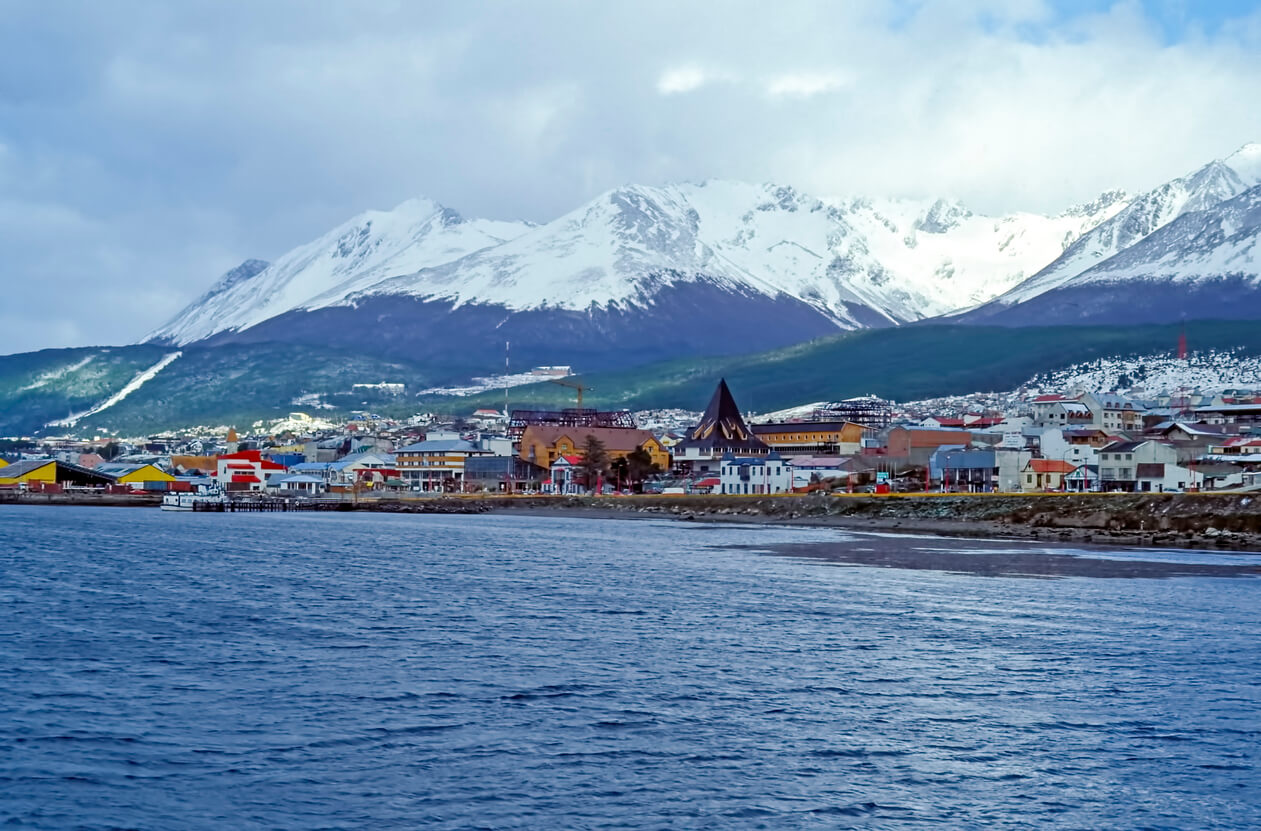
[4,372,1261,503]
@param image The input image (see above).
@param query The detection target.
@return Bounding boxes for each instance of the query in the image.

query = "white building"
[720,452,790,495]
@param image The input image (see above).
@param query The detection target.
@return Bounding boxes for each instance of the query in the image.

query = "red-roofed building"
[215,450,287,492]
[549,454,586,494]
[1021,458,1077,491]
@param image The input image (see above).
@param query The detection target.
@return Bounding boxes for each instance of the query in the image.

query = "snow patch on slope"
[19,355,96,392]
[48,352,182,427]
[1027,349,1261,396]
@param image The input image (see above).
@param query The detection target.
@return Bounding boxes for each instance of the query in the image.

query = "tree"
[624,447,660,487]
[577,435,611,493]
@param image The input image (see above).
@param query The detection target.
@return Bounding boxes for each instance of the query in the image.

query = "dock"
[193,499,354,512]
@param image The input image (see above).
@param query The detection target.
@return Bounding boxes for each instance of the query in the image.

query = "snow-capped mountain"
[148,198,533,344]
[149,181,1125,363]
[960,143,1261,323]
[955,184,1261,325]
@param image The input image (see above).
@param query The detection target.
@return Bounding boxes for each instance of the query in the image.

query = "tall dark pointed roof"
[679,379,769,454]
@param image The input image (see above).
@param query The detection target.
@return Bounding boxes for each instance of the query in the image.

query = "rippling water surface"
[3,505,1261,829]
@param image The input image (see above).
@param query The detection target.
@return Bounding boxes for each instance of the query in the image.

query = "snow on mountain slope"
[148,199,532,344]
[833,191,1129,311]
[1057,184,1261,286]
[314,180,1123,328]
[979,143,1261,308]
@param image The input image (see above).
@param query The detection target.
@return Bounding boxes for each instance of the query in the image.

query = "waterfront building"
[464,455,548,492]
[548,454,585,494]
[928,447,999,491]
[885,426,974,467]
[750,420,866,458]
[719,451,790,495]
[94,463,177,487]
[0,459,115,489]
[518,425,669,471]
[1021,458,1077,491]
[395,439,488,492]
[215,450,287,492]
[674,379,770,475]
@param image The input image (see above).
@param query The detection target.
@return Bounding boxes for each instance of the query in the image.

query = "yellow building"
[0,460,56,486]
[518,425,670,470]
[750,421,867,457]
[96,463,177,485]
[0,458,8,470]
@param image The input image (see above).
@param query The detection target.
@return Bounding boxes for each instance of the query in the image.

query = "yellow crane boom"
[548,377,591,410]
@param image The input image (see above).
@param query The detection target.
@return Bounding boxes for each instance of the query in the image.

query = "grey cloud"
[1,0,1259,352]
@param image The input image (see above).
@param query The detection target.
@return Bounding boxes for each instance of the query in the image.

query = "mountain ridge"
[146,179,1129,349]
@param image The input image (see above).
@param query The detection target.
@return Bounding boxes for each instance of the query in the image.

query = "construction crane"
[549,377,591,410]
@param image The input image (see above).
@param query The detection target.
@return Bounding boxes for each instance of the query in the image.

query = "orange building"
[751,421,866,457]
[886,427,973,462]
[518,425,669,470]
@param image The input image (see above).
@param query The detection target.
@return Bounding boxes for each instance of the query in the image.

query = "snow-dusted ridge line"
[48,352,182,428]
[986,142,1261,307]
[147,179,1131,346]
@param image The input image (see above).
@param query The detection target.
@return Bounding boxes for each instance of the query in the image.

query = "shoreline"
[9,491,1261,551]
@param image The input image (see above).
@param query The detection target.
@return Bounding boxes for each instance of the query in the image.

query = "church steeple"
[680,379,769,454]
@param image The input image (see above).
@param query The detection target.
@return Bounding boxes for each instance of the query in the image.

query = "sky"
[2,0,1260,354]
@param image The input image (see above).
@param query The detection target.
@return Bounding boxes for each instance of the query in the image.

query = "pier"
[193,499,353,512]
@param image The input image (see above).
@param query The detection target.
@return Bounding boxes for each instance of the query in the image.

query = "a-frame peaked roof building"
[678,379,770,455]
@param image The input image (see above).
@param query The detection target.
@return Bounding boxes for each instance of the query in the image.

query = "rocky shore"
[479,493,1261,551]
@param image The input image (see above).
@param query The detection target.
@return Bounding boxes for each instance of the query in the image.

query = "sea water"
[2,505,1260,829]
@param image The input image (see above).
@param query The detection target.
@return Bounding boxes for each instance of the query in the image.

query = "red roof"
[694,477,720,487]
[554,454,584,466]
[1028,459,1076,474]
[219,450,262,462]
[225,463,254,469]
[260,461,286,471]
[1032,394,1068,403]
[231,474,260,483]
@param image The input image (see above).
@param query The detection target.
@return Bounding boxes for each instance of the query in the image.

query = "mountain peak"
[916,198,972,234]
[1224,141,1261,186]
[1061,189,1129,219]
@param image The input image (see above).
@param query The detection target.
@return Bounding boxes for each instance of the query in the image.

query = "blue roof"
[720,451,783,465]
[328,452,396,469]
[396,440,479,453]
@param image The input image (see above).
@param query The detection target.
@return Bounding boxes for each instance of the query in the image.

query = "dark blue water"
[3,506,1261,829]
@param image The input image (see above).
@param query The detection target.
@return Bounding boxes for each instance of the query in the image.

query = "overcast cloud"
[2,0,1260,353]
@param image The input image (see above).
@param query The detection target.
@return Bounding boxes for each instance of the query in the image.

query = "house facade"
[750,421,865,458]
[720,452,790,495]
[518,425,669,471]
[215,450,287,492]
[929,448,998,491]
[1097,440,1178,491]
[1021,458,1076,491]
[395,439,487,492]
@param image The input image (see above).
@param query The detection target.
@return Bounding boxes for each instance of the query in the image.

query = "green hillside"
[0,344,442,436]
[3,321,1259,436]
[417,320,1261,413]
[0,345,169,434]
